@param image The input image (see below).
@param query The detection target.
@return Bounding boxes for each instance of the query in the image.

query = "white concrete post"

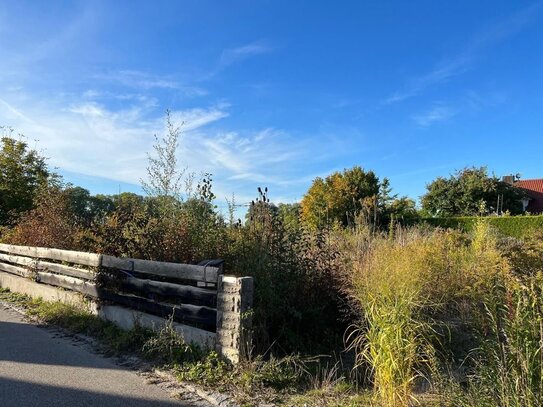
[216,275,254,364]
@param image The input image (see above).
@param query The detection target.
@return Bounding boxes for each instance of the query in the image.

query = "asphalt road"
[0,303,195,407]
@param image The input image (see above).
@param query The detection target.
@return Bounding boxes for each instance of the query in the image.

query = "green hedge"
[423,215,543,239]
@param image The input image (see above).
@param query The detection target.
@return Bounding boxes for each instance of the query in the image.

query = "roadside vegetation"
[1,125,542,406]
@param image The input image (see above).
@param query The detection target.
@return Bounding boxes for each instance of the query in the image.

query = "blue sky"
[1,1,542,213]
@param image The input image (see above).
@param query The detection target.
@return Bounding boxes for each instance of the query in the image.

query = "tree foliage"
[65,186,115,227]
[421,167,526,217]
[0,131,50,225]
[4,183,79,249]
[300,166,380,228]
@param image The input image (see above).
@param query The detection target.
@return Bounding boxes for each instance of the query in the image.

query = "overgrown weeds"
[341,221,511,406]
[449,272,543,407]
[3,181,543,407]
[345,228,439,406]
[142,315,202,364]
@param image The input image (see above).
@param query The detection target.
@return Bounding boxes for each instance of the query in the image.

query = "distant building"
[513,178,543,214]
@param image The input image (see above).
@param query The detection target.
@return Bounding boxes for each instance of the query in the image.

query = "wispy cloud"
[96,70,207,96]
[412,104,457,127]
[0,93,228,184]
[411,88,507,127]
[0,3,98,77]
[385,56,470,104]
[384,2,542,105]
[0,98,34,122]
[0,89,321,209]
[219,41,272,66]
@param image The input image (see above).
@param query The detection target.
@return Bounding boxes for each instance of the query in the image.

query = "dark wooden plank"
[113,276,216,307]
[34,272,216,329]
[98,290,216,330]
[101,255,219,283]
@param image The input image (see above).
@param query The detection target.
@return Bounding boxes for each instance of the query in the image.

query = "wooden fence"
[0,243,253,363]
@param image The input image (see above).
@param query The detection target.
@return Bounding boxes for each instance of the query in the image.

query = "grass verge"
[0,288,153,355]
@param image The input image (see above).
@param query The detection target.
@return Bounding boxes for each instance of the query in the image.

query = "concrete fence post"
[216,275,254,364]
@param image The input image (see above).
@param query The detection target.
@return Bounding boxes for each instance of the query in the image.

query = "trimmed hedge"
[423,215,543,239]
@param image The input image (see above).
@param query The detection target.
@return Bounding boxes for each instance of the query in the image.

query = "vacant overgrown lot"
[3,181,543,406]
[2,137,543,406]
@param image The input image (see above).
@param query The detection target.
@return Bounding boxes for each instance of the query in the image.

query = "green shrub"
[175,351,230,386]
[142,317,202,364]
[223,190,345,355]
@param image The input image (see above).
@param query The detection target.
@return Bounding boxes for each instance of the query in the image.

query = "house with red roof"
[514,179,543,214]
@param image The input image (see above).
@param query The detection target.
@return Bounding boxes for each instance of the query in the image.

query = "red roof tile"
[515,179,543,193]
[514,178,543,213]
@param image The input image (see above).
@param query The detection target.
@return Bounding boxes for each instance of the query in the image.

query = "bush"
[90,194,226,263]
[223,190,346,355]
[2,183,82,249]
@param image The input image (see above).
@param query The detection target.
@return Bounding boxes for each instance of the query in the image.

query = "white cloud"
[0,98,34,122]
[412,104,457,127]
[220,41,272,66]
[0,90,314,209]
[0,93,227,185]
[384,56,471,104]
[96,70,207,96]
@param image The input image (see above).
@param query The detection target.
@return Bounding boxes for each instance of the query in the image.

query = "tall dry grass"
[342,221,509,406]
[452,272,543,407]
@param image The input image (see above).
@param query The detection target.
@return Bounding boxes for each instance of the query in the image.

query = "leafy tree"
[113,192,145,210]
[376,178,420,225]
[378,177,395,213]
[65,186,115,227]
[3,183,79,249]
[388,197,419,223]
[88,194,116,224]
[421,167,525,217]
[0,132,50,225]
[277,203,301,233]
[65,186,91,218]
[300,166,379,228]
[300,178,328,229]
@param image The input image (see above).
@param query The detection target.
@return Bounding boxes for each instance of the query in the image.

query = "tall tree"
[301,166,380,228]
[376,178,419,225]
[421,166,525,217]
[0,132,50,225]
[65,186,115,227]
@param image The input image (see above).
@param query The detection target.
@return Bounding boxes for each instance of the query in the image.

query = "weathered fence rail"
[0,243,253,363]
